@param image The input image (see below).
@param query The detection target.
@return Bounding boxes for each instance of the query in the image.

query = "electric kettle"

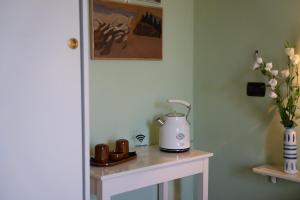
[156,99,191,152]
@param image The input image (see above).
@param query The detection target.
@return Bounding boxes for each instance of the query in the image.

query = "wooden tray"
[90,151,137,167]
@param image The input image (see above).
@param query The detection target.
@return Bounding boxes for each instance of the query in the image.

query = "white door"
[0,1,84,200]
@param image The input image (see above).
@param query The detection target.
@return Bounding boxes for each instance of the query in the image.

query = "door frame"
[79,0,90,199]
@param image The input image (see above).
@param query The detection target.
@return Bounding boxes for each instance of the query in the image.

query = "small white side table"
[90,146,213,200]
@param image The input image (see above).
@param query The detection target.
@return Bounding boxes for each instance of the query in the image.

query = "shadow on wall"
[148,121,159,145]
[244,71,299,167]
[265,106,300,167]
[149,101,173,145]
[90,100,174,154]
[265,107,284,166]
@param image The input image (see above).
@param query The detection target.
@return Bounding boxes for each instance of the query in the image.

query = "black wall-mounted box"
[247,82,266,97]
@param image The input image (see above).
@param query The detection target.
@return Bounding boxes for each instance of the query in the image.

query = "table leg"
[158,182,168,200]
[101,193,111,200]
[96,180,111,200]
[198,159,209,200]
[96,180,101,200]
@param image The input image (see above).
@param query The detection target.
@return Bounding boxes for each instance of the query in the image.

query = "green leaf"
[284,41,290,48]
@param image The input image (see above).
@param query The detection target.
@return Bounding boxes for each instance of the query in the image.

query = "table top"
[90,146,213,180]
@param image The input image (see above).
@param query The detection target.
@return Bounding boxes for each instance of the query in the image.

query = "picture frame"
[91,0,163,60]
[131,0,161,4]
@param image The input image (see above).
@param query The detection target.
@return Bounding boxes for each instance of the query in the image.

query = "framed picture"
[127,0,162,7]
[134,0,161,4]
[91,0,163,60]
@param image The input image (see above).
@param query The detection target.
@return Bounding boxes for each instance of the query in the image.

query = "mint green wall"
[90,0,194,199]
[194,0,300,199]
[90,0,193,148]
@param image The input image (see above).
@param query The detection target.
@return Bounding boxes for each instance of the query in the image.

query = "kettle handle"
[168,99,191,108]
[167,99,191,124]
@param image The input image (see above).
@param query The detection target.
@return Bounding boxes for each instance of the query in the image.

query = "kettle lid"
[166,113,184,117]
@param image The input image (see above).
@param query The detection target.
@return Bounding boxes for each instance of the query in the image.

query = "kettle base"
[160,147,190,153]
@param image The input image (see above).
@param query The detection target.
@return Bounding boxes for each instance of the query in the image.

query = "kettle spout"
[156,117,165,126]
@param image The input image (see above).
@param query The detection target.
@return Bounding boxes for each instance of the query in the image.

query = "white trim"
[79,0,91,199]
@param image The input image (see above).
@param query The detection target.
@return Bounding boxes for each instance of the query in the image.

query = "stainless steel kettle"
[156,99,191,152]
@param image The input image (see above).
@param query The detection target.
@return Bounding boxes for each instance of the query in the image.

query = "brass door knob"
[68,38,78,49]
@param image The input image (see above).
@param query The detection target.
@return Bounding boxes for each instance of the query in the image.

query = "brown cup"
[95,144,109,164]
[109,152,124,162]
[115,139,129,155]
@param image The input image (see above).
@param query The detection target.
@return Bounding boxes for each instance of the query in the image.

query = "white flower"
[291,54,300,65]
[271,70,278,76]
[285,48,295,57]
[256,57,263,64]
[268,78,277,90]
[265,62,273,71]
[252,62,260,70]
[269,91,278,99]
[281,69,290,78]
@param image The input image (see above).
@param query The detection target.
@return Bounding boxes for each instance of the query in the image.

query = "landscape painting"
[91,0,163,60]
[135,0,161,4]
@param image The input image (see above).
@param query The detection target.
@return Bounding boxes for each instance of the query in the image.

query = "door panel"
[0,1,83,200]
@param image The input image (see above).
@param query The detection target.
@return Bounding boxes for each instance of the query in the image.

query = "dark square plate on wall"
[247,82,266,97]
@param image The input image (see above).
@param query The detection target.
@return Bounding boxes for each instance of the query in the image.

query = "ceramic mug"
[95,144,109,163]
[115,139,129,155]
